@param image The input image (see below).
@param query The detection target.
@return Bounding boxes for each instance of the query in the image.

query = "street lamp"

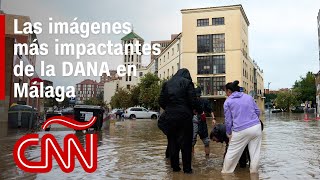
[268,82,271,114]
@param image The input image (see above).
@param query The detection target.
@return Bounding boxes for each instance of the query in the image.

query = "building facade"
[151,34,179,63]
[100,70,121,83]
[157,33,182,80]
[158,5,265,116]
[104,31,158,107]
[120,31,144,90]
[76,79,104,103]
[0,13,41,123]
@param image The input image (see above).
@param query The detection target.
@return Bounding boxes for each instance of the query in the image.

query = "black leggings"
[167,121,193,172]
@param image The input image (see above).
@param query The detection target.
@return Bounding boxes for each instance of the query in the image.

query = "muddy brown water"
[0,113,320,180]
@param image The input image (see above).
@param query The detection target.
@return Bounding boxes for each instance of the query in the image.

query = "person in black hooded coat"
[159,68,196,173]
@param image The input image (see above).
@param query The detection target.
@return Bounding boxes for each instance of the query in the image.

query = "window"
[127,85,130,90]
[197,34,225,53]
[197,55,225,74]
[212,34,225,53]
[172,48,174,55]
[164,55,166,62]
[197,35,211,53]
[177,43,180,51]
[168,52,169,58]
[212,17,224,25]
[197,77,225,96]
[197,19,209,26]
[139,72,143,77]
[198,77,211,96]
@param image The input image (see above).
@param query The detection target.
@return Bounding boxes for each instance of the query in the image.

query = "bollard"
[304,113,309,121]
[316,114,320,120]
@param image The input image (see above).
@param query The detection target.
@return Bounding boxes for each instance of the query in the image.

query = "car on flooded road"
[108,109,124,119]
[123,107,159,120]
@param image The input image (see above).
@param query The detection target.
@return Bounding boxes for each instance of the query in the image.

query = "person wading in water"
[159,68,196,174]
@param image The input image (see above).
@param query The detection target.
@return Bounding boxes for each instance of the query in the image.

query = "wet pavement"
[0,113,320,179]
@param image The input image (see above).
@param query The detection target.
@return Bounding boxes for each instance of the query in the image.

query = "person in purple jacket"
[221,80,262,174]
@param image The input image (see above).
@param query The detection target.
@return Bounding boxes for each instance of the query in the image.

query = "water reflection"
[0,113,319,179]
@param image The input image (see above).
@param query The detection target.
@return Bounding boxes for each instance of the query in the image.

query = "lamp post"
[268,82,271,114]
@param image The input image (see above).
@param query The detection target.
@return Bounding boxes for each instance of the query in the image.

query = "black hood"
[174,68,192,81]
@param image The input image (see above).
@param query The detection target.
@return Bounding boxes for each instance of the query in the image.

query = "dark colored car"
[61,107,74,119]
[115,109,124,119]
[291,106,304,113]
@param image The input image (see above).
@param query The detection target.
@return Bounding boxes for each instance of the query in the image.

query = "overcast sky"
[2,0,320,90]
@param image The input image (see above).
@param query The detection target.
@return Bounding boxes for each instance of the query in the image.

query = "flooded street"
[0,113,320,179]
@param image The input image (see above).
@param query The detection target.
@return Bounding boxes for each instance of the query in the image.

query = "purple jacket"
[224,92,260,135]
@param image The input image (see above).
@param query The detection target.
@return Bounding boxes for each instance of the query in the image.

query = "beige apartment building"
[157,5,265,116]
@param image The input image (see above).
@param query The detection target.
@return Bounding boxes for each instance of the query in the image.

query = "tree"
[139,73,161,110]
[130,85,141,106]
[265,93,277,103]
[110,88,132,109]
[293,72,316,104]
[109,73,162,110]
[83,92,107,108]
[274,91,298,111]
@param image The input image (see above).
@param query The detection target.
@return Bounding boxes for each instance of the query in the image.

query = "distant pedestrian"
[222,80,262,174]
[159,68,196,174]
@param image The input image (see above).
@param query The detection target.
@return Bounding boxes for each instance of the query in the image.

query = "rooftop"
[77,79,99,85]
[121,31,144,41]
[181,4,250,26]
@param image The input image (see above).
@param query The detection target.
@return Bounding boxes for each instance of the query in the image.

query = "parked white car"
[123,107,159,119]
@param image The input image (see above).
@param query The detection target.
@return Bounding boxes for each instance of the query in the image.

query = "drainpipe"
[177,36,181,70]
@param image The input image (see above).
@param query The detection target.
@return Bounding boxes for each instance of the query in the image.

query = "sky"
[2,0,320,90]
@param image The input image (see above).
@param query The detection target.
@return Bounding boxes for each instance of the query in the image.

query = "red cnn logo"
[13,116,98,173]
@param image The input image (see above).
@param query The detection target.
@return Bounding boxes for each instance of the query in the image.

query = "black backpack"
[158,111,169,135]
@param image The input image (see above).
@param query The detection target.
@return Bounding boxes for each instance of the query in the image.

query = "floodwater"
[0,113,320,180]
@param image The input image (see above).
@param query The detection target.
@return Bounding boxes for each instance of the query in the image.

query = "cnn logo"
[13,116,98,173]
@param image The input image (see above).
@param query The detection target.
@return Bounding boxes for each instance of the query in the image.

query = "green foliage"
[139,73,161,110]
[44,97,58,108]
[110,88,133,109]
[44,94,69,108]
[83,91,107,108]
[292,72,316,103]
[265,93,277,103]
[274,91,298,111]
[129,85,141,106]
[109,73,162,110]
